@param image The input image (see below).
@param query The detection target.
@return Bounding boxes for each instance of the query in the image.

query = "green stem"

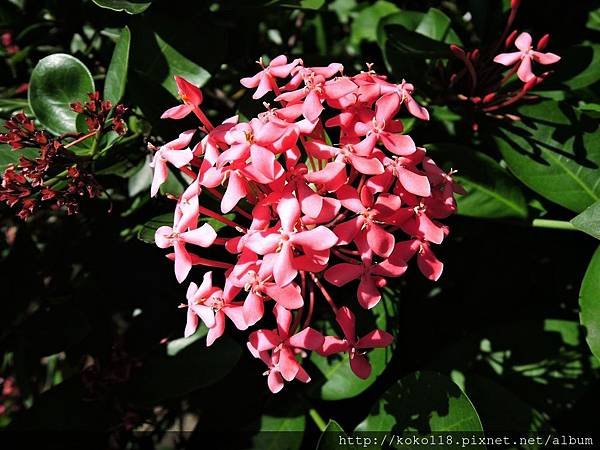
[531,219,577,231]
[309,408,327,432]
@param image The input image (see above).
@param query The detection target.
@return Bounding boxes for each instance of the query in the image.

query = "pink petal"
[264,283,304,310]
[333,217,361,245]
[274,304,293,338]
[243,292,265,326]
[174,241,192,283]
[155,225,174,249]
[180,223,217,248]
[515,32,532,52]
[291,226,338,251]
[249,329,280,351]
[160,104,192,119]
[349,353,372,379]
[253,74,272,99]
[304,161,346,192]
[397,166,431,197]
[223,304,248,330]
[335,185,364,213]
[302,89,324,122]
[366,224,395,258]
[277,195,301,232]
[356,329,394,349]
[357,275,381,309]
[517,56,535,82]
[193,304,216,329]
[405,97,430,121]
[278,346,300,381]
[335,306,356,342]
[184,308,199,337]
[324,263,363,287]
[221,171,247,213]
[417,244,444,281]
[288,327,324,351]
[175,76,203,106]
[268,370,285,393]
[273,243,297,287]
[206,311,225,346]
[322,78,357,100]
[240,72,262,89]
[375,92,400,124]
[320,336,349,355]
[380,133,416,156]
[493,51,523,66]
[532,51,560,65]
[349,155,384,175]
[150,158,168,197]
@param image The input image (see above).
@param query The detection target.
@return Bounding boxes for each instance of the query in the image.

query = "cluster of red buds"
[70,91,128,135]
[0,112,101,218]
[446,0,560,128]
[150,57,463,393]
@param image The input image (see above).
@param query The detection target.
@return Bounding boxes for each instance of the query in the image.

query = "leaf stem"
[531,219,577,231]
[308,408,327,432]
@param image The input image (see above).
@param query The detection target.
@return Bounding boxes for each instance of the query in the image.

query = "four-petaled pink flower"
[161,76,204,119]
[319,306,393,379]
[494,32,561,82]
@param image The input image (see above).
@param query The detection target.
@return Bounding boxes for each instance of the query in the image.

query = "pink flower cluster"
[150,57,462,393]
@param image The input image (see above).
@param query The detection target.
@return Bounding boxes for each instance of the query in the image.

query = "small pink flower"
[161,76,204,119]
[183,272,220,337]
[493,32,560,82]
[241,55,302,99]
[155,216,217,283]
[319,306,393,379]
[149,130,195,197]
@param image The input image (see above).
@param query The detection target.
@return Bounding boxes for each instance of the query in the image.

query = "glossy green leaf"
[551,44,600,90]
[130,26,210,99]
[130,334,241,404]
[104,26,130,104]
[0,144,38,172]
[250,411,306,450]
[28,54,95,135]
[356,371,483,435]
[382,24,452,59]
[426,143,528,219]
[91,0,151,14]
[309,292,395,401]
[587,8,600,31]
[350,1,399,45]
[571,201,600,240]
[415,8,451,41]
[127,156,153,197]
[317,420,359,450]
[494,100,600,213]
[580,246,600,362]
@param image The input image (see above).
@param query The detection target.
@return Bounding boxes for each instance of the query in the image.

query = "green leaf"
[551,44,600,90]
[130,25,210,99]
[250,410,306,450]
[0,144,38,172]
[355,371,483,436]
[91,0,151,14]
[571,201,600,239]
[130,334,241,404]
[382,24,452,59]
[309,293,394,401]
[28,54,95,136]
[426,143,528,219]
[580,246,600,362]
[104,26,130,104]
[494,100,600,213]
[317,420,359,450]
[349,1,399,45]
[415,8,451,41]
[127,156,153,197]
[587,8,600,31]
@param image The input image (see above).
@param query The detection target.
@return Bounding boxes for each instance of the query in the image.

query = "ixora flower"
[493,32,561,82]
[149,56,463,393]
